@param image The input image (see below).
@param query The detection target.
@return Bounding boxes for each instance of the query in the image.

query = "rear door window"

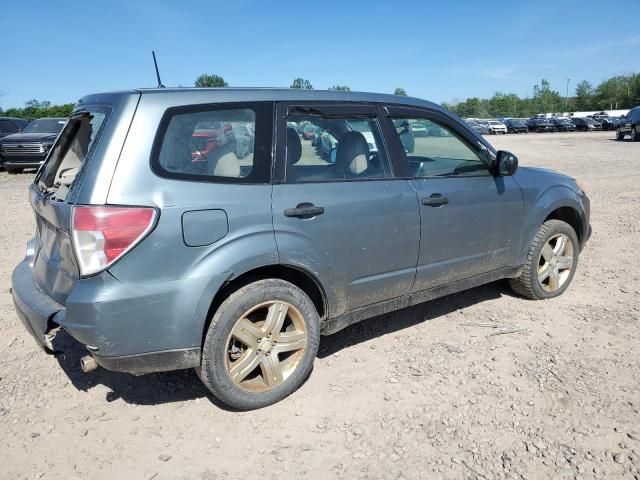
[153,102,272,183]
[37,107,109,201]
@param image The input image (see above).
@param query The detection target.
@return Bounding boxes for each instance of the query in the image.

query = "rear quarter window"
[152,102,273,184]
[36,106,110,201]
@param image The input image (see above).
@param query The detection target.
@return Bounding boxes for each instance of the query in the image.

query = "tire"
[509,219,579,300]
[616,129,624,140]
[6,167,22,174]
[199,279,320,410]
[632,127,638,142]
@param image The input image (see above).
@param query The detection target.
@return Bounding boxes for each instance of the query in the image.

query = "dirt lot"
[1,131,639,480]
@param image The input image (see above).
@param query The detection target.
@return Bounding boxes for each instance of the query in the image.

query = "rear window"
[152,102,273,184]
[36,107,109,201]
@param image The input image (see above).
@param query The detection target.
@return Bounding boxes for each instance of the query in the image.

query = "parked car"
[466,120,490,135]
[301,124,319,141]
[616,106,640,141]
[0,117,66,173]
[549,118,576,132]
[526,118,555,133]
[11,88,591,410]
[410,120,428,137]
[0,117,29,139]
[591,115,618,131]
[571,117,601,132]
[486,120,508,135]
[504,119,528,134]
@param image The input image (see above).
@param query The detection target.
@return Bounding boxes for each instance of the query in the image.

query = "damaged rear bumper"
[11,257,202,374]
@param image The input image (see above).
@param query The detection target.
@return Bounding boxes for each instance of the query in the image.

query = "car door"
[382,106,525,291]
[271,103,420,317]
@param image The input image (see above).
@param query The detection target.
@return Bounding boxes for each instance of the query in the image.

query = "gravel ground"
[1,131,639,480]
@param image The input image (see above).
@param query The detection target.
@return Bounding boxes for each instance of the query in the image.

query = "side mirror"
[496,150,518,176]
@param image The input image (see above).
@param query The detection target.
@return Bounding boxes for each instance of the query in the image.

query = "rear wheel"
[199,279,320,410]
[509,220,579,300]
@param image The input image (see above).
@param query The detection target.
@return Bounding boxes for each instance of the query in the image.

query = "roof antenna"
[152,50,165,88]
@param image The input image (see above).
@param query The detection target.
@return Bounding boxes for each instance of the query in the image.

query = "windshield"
[23,118,66,134]
[347,120,371,132]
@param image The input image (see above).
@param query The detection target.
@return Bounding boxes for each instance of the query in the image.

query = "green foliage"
[2,99,74,121]
[574,80,594,110]
[442,74,640,118]
[394,88,407,96]
[328,85,350,91]
[194,74,228,88]
[291,78,313,89]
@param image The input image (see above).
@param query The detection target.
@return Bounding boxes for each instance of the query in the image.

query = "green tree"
[574,80,594,111]
[194,74,228,88]
[532,79,563,114]
[594,75,634,110]
[328,85,350,91]
[394,88,407,96]
[290,78,313,89]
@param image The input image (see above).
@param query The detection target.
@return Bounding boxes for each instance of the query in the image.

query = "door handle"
[284,203,325,218]
[422,194,449,207]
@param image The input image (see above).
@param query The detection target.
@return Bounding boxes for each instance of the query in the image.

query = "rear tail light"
[72,206,157,276]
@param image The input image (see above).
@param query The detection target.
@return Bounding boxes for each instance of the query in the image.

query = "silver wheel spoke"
[548,267,561,290]
[274,330,306,353]
[263,302,288,336]
[556,255,573,270]
[554,235,568,255]
[232,318,262,349]
[541,243,554,261]
[229,350,261,383]
[260,354,284,387]
[538,264,552,283]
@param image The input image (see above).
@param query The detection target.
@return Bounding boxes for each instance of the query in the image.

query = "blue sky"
[1,1,638,109]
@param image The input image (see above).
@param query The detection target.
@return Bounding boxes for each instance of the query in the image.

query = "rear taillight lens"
[72,206,157,276]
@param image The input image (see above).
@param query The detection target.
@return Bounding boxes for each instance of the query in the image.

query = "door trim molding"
[320,265,522,335]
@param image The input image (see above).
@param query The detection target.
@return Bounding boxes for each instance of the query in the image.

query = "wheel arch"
[200,264,327,348]
[544,206,585,245]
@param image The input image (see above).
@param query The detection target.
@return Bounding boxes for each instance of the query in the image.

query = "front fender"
[517,183,586,264]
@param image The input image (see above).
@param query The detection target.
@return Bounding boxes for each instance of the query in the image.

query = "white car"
[487,120,508,134]
[410,121,428,137]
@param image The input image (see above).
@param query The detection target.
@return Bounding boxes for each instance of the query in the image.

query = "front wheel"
[509,219,579,300]
[632,127,638,142]
[199,279,320,410]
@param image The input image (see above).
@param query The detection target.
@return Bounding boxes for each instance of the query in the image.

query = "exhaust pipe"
[80,355,98,373]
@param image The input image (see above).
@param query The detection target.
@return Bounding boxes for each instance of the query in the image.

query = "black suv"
[504,119,528,133]
[0,117,29,139]
[571,117,601,132]
[616,107,640,141]
[526,118,554,133]
[0,117,66,173]
[549,118,576,132]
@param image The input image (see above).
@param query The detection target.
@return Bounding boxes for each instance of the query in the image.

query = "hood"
[519,165,573,180]
[0,132,58,143]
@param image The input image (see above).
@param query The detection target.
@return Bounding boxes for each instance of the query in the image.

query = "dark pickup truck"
[0,117,66,173]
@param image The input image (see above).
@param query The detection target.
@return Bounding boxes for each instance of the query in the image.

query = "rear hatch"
[28,94,137,304]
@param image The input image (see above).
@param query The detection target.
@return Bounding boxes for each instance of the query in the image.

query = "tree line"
[3,72,636,121]
[442,74,640,119]
[0,99,75,121]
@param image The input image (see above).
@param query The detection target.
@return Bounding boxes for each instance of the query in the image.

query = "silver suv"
[12,88,591,409]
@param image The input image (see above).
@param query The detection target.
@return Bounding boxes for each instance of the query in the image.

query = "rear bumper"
[11,256,228,374]
[11,259,64,351]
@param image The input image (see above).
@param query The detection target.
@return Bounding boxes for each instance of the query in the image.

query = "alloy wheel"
[537,234,574,292]
[225,301,307,392]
